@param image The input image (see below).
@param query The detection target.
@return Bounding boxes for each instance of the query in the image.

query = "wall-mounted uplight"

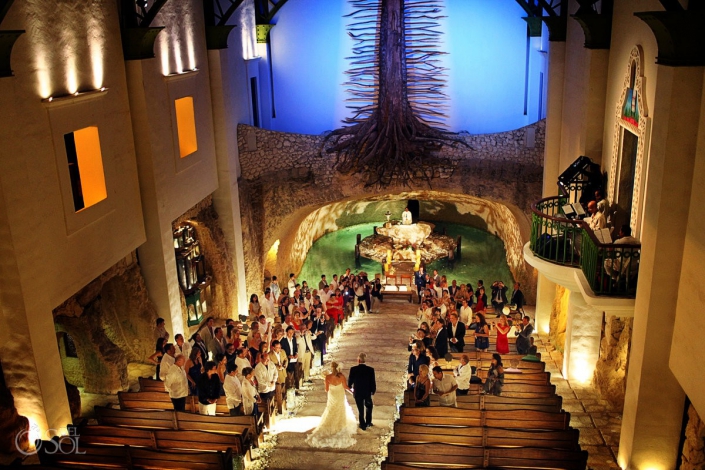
[41,88,109,107]
[164,68,199,81]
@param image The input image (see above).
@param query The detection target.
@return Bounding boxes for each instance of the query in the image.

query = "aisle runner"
[263,301,418,470]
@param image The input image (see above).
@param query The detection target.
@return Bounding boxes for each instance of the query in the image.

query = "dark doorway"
[407,200,420,223]
[617,129,638,228]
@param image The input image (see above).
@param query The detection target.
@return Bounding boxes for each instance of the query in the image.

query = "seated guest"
[587,200,606,231]
[165,354,188,411]
[413,364,432,406]
[407,340,430,384]
[514,315,534,355]
[223,362,243,416]
[604,225,640,278]
[454,354,473,395]
[432,365,457,407]
[483,353,505,396]
[197,361,221,415]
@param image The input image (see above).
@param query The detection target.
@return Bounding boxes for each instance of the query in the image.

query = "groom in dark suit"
[348,352,376,430]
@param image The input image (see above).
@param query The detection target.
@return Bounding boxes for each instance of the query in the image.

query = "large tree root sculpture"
[323,0,469,187]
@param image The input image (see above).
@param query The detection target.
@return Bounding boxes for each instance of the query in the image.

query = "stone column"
[617,66,702,470]
[208,49,250,316]
[541,41,566,197]
[562,290,602,382]
[534,273,555,334]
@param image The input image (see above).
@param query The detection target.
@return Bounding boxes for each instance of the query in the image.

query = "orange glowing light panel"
[175,96,198,158]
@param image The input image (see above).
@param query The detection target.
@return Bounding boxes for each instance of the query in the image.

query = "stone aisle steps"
[265,301,418,470]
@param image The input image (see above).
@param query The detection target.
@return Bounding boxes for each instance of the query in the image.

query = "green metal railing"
[530,196,641,298]
[530,196,581,267]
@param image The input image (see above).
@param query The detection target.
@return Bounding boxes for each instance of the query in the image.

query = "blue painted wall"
[265,0,547,135]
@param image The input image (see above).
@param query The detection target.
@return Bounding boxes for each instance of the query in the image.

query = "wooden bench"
[403,390,563,412]
[94,406,260,446]
[381,285,414,302]
[138,377,166,392]
[399,406,571,430]
[393,423,581,450]
[118,391,241,417]
[453,351,541,362]
[37,439,233,470]
[73,424,249,457]
[383,443,587,470]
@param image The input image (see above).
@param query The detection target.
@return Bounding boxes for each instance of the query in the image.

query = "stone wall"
[681,403,705,470]
[53,252,158,394]
[594,316,632,410]
[0,361,29,458]
[237,122,544,300]
[549,285,569,353]
[173,196,240,328]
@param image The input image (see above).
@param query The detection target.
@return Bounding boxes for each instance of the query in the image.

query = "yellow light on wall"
[64,126,108,212]
[175,97,198,158]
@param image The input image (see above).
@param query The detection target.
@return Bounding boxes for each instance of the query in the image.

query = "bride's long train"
[305,383,359,449]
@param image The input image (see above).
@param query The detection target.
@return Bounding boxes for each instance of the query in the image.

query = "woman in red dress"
[495,314,511,355]
[326,289,344,324]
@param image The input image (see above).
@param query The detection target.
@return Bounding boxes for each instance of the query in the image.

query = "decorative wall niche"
[608,46,651,237]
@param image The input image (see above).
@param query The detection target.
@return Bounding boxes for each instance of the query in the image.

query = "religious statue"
[402,207,413,225]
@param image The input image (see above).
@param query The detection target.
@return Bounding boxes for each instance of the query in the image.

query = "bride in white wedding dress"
[305,362,358,448]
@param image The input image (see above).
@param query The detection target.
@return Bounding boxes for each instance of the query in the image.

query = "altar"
[376,222,433,247]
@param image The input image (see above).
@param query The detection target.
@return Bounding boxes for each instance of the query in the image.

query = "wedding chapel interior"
[0,0,704,469]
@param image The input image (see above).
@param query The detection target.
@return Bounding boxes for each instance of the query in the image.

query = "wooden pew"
[36,438,234,470]
[462,382,556,398]
[383,443,587,470]
[393,423,581,450]
[73,424,249,457]
[444,354,545,371]
[399,406,572,431]
[138,377,166,392]
[94,406,260,446]
[403,390,563,412]
[117,391,231,415]
[454,351,541,362]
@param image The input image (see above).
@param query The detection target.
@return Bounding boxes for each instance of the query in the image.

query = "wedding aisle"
[264,300,419,470]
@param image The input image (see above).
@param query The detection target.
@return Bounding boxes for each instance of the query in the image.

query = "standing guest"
[159,343,176,382]
[269,340,288,414]
[311,306,328,358]
[225,343,237,365]
[515,316,534,355]
[191,333,208,360]
[491,281,508,316]
[287,273,297,295]
[262,288,276,319]
[510,282,525,315]
[319,274,328,291]
[353,280,369,314]
[407,340,430,383]
[432,317,448,358]
[209,327,228,359]
[495,314,511,355]
[459,299,473,326]
[325,289,344,324]
[197,361,221,415]
[155,318,170,342]
[248,330,263,364]
[329,274,339,293]
[475,287,487,313]
[241,367,261,416]
[223,362,243,416]
[174,334,191,360]
[298,321,316,384]
[447,313,466,353]
[414,266,427,304]
[165,355,189,411]
[147,338,166,381]
[483,353,505,396]
[198,317,216,356]
[234,347,252,380]
[473,313,490,352]
[254,352,276,401]
[413,364,432,406]
[185,348,204,396]
[454,354,473,395]
[270,276,280,300]
[281,326,299,390]
[432,366,458,407]
[249,294,262,321]
[370,278,383,312]
[426,345,441,371]
[215,353,228,388]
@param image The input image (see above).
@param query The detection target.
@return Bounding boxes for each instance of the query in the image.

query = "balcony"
[529,196,640,298]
